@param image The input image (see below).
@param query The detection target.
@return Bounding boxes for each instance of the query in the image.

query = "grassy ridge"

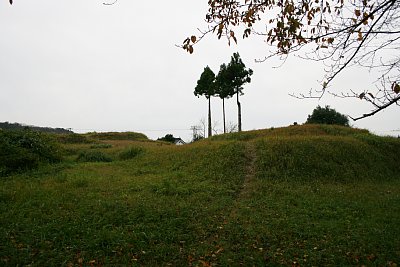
[210,124,370,141]
[0,125,399,266]
[85,132,148,141]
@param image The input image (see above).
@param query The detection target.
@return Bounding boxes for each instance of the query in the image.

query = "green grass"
[118,146,144,160]
[76,150,113,162]
[0,125,399,266]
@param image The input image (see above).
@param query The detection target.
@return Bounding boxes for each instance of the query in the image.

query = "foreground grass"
[208,178,400,266]
[1,125,399,266]
[0,141,248,266]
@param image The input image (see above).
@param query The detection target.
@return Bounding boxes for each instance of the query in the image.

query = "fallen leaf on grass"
[199,260,211,267]
[215,247,224,254]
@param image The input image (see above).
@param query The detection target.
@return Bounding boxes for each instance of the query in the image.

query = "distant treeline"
[0,122,73,134]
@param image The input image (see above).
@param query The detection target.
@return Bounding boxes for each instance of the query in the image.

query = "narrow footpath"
[197,142,259,265]
[228,142,258,219]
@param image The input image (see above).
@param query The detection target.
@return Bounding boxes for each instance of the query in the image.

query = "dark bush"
[90,143,112,149]
[57,133,90,144]
[306,105,349,126]
[118,147,144,160]
[76,151,113,163]
[0,129,62,176]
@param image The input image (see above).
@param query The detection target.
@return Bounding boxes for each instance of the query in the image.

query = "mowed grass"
[1,125,399,266]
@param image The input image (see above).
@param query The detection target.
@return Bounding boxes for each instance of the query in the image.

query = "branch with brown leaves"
[183,0,400,120]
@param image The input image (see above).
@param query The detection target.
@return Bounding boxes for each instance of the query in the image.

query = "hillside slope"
[0,124,399,266]
[211,124,400,181]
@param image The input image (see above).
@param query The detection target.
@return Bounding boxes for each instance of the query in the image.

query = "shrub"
[57,133,90,144]
[76,151,112,163]
[0,129,62,176]
[90,143,112,149]
[306,105,349,126]
[118,147,143,160]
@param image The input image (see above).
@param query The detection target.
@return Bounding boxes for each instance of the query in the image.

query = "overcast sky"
[1,1,398,141]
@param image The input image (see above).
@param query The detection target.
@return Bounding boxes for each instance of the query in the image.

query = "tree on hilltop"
[194,66,216,137]
[306,106,349,126]
[215,63,235,133]
[225,52,253,132]
[182,0,400,120]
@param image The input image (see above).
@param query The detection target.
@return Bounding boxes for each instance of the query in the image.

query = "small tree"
[226,121,238,133]
[191,119,206,142]
[306,106,349,126]
[194,66,216,137]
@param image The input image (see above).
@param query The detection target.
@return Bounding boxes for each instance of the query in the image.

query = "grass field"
[1,124,399,266]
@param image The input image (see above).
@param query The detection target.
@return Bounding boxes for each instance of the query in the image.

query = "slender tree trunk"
[208,97,212,137]
[222,98,226,134]
[237,91,242,132]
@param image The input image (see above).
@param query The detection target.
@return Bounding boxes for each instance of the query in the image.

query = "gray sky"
[1,1,398,141]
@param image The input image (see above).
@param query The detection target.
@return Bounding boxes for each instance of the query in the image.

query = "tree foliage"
[183,0,400,120]
[194,66,216,99]
[0,121,73,134]
[226,53,253,96]
[215,63,234,100]
[306,105,349,126]
[157,134,178,143]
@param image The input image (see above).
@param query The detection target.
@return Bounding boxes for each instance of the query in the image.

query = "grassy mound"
[210,124,370,141]
[0,124,399,266]
[255,134,399,182]
[57,133,91,144]
[85,132,148,141]
[210,124,400,182]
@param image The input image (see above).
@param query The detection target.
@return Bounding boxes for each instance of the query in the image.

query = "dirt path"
[228,142,258,219]
[197,142,259,264]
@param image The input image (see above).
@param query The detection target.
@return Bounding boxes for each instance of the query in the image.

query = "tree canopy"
[226,52,253,96]
[215,63,234,100]
[194,66,216,99]
[183,0,400,120]
[0,121,73,134]
[157,134,180,143]
[306,105,349,126]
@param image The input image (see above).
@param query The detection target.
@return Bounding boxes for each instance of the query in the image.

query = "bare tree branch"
[350,94,400,120]
[103,0,118,6]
